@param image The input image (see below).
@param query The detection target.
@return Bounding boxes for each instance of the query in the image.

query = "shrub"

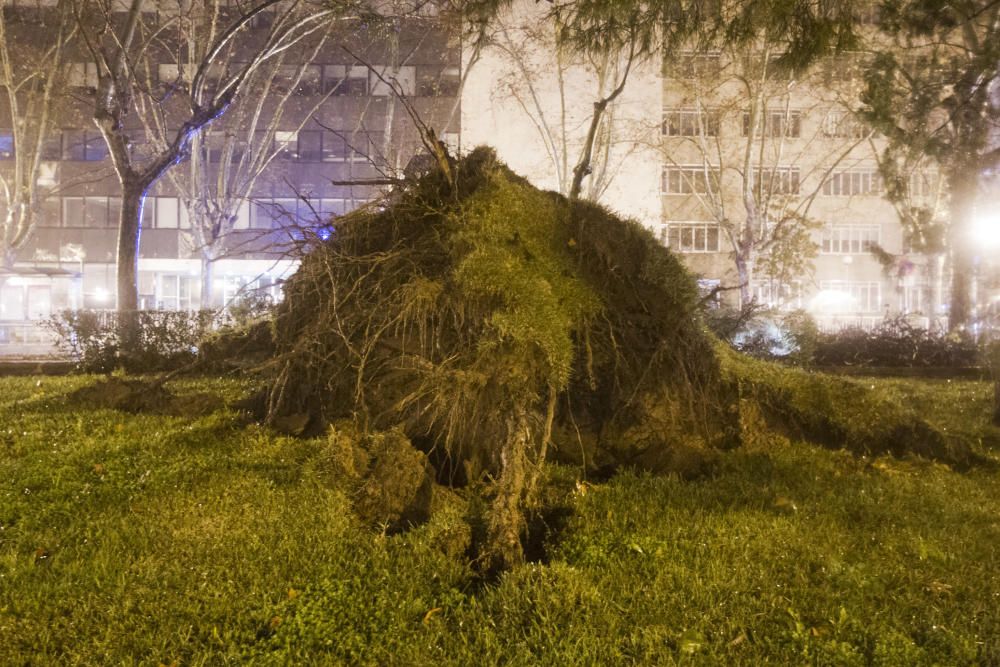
[813,316,979,368]
[47,309,216,373]
[707,304,818,366]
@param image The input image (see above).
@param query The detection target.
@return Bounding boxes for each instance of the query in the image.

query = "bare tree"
[0,0,77,269]
[475,3,645,205]
[660,47,873,308]
[160,2,464,307]
[72,0,336,314]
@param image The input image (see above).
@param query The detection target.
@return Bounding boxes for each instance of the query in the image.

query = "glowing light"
[94,288,109,303]
[970,210,1000,250]
[5,276,25,287]
[809,289,855,313]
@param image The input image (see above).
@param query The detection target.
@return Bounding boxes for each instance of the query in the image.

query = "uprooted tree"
[243,147,974,570]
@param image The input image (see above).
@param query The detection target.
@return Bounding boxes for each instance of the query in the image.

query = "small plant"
[707,304,818,365]
[46,309,216,373]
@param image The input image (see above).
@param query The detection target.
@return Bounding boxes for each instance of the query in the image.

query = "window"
[323,65,368,96]
[157,63,194,89]
[822,110,867,138]
[369,65,416,96]
[155,197,179,229]
[142,197,189,229]
[820,224,880,254]
[234,199,251,230]
[297,130,322,161]
[318,198,348,218]
[273,64,322,96]
[2,0,61,7]
[661,166,718,194]
[754,166,800,195]
[665,52,721,79]
[416,65,461,96]
[38,198,60,227]
[662,109,720,137]
[0,130,13,159]
[250,198,304,229]
[40,134,61,160]
[822,169,883,196]
[666,222,722,252]
[910,170,940,198]
[61,196,119,228]
[274,131,297,160]
[321,131,348,161]
[822,52,865,84]
[742,110,801,138]
[67,62,99,89]
[819,280,881,312]
[752,280,802,309]
[157,274,193,311]
[62,130,107,161]
[416,65,462,97]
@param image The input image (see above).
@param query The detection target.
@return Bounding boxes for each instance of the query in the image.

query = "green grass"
[2,374,999,665]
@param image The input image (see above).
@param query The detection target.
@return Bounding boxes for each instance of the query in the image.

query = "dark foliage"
[47,309,215,373]
[813,316,979,368]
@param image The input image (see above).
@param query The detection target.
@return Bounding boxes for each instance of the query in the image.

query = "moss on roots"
[255,147,973,568]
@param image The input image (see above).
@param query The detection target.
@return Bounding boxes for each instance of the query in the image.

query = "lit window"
[61,130,107,161]
[369,65,416,96]
[753,166,800,195]
[818,280,881,312]
[155,197,179,229]
[662,109,720,137]
[416,66,461,96]
[0,130,13,159]
[752,280,802,309]
[742,110,801,138]
[67,62,99,89]
[666,222,722,252]
[822,110,867,138]
[323,65,368,96]
[822,169,883,196]
[820,224,880,254]
[661,166,719,194]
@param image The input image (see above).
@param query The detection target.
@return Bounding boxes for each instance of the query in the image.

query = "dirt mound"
[244,147,977,567]
[68,377,224,416]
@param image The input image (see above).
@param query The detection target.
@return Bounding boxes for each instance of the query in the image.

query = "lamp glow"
[970,210,1000,250]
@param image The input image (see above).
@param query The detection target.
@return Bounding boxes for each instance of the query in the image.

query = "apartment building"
[460,2,954,331]
[0,0,461,353]
[655,46,945,330]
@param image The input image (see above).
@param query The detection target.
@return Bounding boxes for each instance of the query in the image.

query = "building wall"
[460,0,662,223]
[0,2,461,353]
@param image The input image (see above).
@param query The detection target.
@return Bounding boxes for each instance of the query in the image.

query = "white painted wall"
[461,0,662,227]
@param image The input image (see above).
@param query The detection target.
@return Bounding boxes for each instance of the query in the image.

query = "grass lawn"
[1,374,999,665]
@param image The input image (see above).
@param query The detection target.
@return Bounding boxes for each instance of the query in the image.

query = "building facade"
[0,0,461,354]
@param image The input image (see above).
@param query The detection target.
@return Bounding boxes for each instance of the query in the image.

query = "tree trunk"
[115,180,150,361]
[1,245,14,270]
[200,254,215,309]
[928,253,944,331]
[116,180,147,312]
[947,169,977,332]
[735,251,754,309]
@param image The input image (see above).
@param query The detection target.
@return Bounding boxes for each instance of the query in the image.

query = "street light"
[971,208,1000,338]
